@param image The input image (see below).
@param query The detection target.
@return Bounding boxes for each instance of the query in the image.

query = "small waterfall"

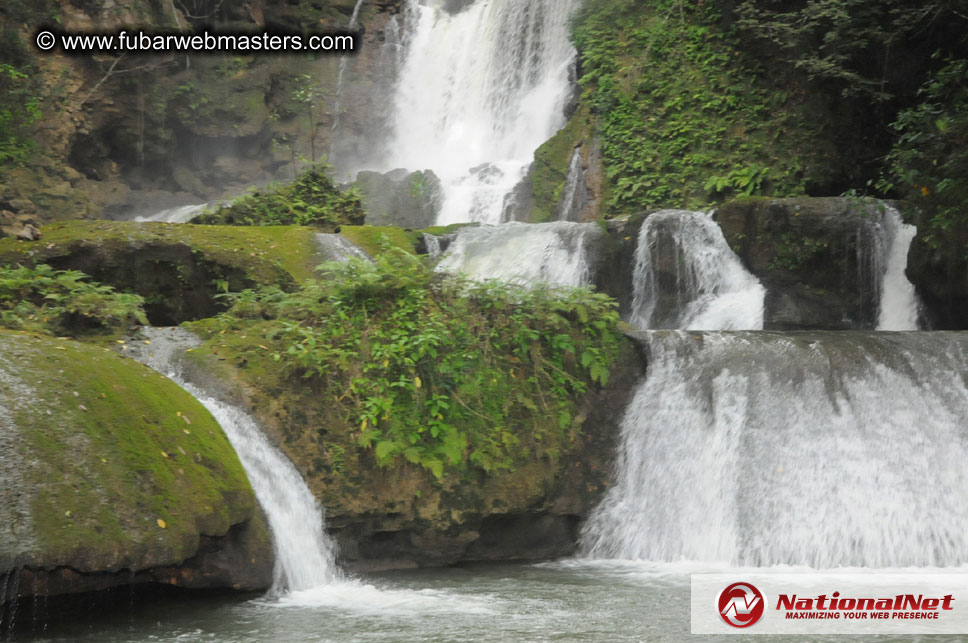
[131,328,339,593]
[377,0,579,225]
[556,148,588,222]
[876,206,921,330]
[315,233,372,263]
[134,204,206,223]
[630,210,765,330]
[423,232,442,258]
[435,222,602,287]
[582,330,968,568]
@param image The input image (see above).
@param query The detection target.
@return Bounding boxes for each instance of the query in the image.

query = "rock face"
[184,339,643,571]
[354,169,443,229]
[714,197,892,330]
[907,215,968,330]
[0,331,272,599]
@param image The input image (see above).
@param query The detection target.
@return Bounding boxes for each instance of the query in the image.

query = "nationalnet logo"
[718,583,765,628]
[693,574,968,634]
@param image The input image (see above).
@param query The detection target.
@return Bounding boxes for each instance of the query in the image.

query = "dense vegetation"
[0,264,146,335]
[571,0,968,253]
[195,164,366,228]
[195,249,621,478]
[571,0,837,212]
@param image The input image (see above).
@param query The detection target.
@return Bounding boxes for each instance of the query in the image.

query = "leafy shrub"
[207,250,621,478]
[196,163,365,228]
[881,58,968,250]
[0,264,147,335]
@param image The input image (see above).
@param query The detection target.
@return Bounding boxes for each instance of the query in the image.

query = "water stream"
[129,328,339,593]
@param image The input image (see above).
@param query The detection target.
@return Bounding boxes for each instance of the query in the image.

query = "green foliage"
[208,251,621,478]
[0,264,146,335]
[0,62,41,167]
[196,163,366,228]
[572,0,828,214]
[881,58,968,250]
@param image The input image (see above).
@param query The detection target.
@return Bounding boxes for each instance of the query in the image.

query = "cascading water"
[556,148,588,222]
[435,222,602,287]
[376,0,578,225]
[582,330,968,568]
[130,328,339,593]
[629,210,766,330]
[315,233,372,263]
[876,206,921,330]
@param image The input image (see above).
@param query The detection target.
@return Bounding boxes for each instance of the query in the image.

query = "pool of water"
[28,561,953,642]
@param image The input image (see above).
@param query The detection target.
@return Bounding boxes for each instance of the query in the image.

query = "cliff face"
[0,330,272,598]
[0,0,402,222]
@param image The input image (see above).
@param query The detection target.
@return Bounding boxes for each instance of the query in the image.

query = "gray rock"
[354,169,442,229]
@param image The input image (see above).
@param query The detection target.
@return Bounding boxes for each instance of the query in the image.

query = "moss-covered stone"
[0,330,271,596]
[528,105,598,222]
[338,225,421,257]
[0,221,321,324]
[180,323,641,570]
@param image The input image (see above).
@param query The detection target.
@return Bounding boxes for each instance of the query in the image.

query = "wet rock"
[0,332,272,599]
[354,169,442,229]
[714,197,891,330]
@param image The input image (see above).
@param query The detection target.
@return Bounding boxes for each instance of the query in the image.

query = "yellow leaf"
[157,518,167,529]
[361,418,368,431]
[414,376,422,389]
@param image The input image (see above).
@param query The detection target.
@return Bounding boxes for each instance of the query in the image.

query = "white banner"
[692,573,968,634]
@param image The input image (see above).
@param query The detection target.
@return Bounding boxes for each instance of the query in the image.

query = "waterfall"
[556,148,588,222]
[582,330,968,568]
[131,328,339,593]
[377,0,579,225]
[630,210,765,330]
[876,206,921,330]
[435,221,602,287]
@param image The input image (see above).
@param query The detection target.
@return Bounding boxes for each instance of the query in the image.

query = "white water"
[378,0,578,225]
[436,222,601,287]
[315,233,372,262]
[876,206,921,330]
[132,329,339,593]
[630,210,765,330]
[134,204,206,223]
[556,148,588,222]
[582,331,968,568]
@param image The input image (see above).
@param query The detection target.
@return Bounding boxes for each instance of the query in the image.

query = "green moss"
[529,105,595,222]
[0,220,321,284]
[416,223,477,237]
[339,225,420,257]
[0,330,256,571]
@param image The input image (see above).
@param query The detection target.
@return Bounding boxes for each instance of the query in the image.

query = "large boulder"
[907,216,968,330]
[179,335,643,571]
[0,331,272,598]
[714,197,893,330]
[355,169,442,229]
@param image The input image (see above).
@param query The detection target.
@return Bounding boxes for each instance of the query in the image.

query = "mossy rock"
[0,221,321,324]
[0,331,272,596]
[528,105,596,223]
[180,324,642,570]
[338,225,421,257]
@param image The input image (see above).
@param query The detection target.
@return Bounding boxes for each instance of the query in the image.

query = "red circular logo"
[718,582,765,628]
